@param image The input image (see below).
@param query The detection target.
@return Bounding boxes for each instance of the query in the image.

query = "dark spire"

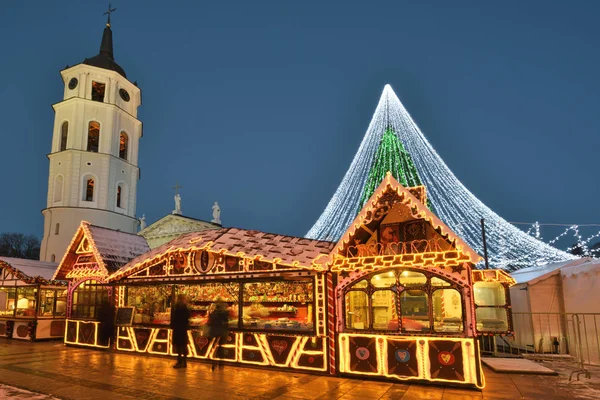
[82,4,127,78]
[99,25,114,59]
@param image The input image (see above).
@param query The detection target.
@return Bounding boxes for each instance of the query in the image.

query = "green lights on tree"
[358,127,426,210]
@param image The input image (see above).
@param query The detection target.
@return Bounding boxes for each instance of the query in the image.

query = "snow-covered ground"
[0,384,58,399]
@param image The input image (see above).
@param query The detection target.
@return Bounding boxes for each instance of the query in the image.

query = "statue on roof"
[173,194,182,215]
[212,202,221,225]
[139,214,146,230]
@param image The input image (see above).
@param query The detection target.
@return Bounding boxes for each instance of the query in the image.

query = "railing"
[480,312,600,380]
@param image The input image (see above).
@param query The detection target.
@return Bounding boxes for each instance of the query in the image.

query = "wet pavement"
[1,339,599,399]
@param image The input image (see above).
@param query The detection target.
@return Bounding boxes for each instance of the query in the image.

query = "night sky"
[1,1,599,246]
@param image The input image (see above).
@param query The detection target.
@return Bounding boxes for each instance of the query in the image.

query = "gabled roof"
[0,257,63,285]
[329,173,481,266]
[53,221,150,280]
[138,213,220,238]
[110,227,335,281]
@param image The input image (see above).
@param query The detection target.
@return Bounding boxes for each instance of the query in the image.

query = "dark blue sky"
[1,1,599,245]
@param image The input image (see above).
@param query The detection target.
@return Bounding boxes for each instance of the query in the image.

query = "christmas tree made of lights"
[358,127,424,210]
[306,84,576,270]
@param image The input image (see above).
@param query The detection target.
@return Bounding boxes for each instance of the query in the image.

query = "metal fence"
[480,312,600,379]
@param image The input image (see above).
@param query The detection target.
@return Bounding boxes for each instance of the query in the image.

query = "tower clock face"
[119,88,130,102]
[68,78,78,90]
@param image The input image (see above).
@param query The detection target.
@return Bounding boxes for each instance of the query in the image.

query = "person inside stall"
[171,294,190,369]
[97,300,115,348]
[208,297,229,371]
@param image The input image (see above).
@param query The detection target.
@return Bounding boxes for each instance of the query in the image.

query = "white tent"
[509,257,600,364]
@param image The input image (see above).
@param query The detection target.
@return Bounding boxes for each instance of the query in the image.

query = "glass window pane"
[474,282,506,306]
[39,290,56,317]
[16,287,37,317]
[371,271,396,288]
[476,308,508,332]
[176,283,238,328]
[432,289,463,332]
[431,277,451,287]
[399,270,427,286]
[400,289,429,331]
[345,291,369,330]
[127,285,173,325]
[56,289,67,316]
[352,280,368,289]
[0,288,16,317]
[242,280,313,331]
[371,290,398,330]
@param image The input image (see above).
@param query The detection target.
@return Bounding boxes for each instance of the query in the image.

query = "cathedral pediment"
[138,214,220,248]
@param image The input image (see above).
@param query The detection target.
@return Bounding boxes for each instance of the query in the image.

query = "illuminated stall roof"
[0,257,64,286]
[472,269,516,286]
[53,221,150,281]
[329,173,481,272]
[109,227,336,281]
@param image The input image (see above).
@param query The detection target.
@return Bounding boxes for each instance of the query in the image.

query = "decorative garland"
[0,260,67,286]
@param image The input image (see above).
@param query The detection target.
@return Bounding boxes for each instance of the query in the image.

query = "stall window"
[15,287,37,317]
[345,291,369,330]
[432,289,463,332]
[71,280,108,319]
[343,269,465,333]
[39,290,56,317]
[474,282,509,332]
[0,287,16,317]
[399,270,427,286]
[55,289,67,317]
[372,290,398,330]
[176,283,239,328]
[242,280,314,331]
[127,285,173,325]
[400,289,430,332]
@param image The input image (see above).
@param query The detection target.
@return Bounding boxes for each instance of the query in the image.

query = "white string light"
[306,85,577,270]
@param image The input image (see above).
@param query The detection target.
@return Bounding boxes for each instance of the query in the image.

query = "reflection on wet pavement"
[2,339,600,399]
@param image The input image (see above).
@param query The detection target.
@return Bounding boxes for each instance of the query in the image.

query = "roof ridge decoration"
[0,259,66,286]
[328,172,481,271]
[53,221,110,280]
[109,228,335,282]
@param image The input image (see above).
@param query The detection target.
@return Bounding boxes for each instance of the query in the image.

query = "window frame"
[70,280,109,320]
[87,121,100,153]
[341,268,465,336]
[59,121,68,151]
[91,81,106,103]
[119,131,129,160]
[473,281,512,334]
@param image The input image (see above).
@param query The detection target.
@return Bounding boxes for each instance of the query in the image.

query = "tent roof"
[511,258,592,285]
[0,257,59,283]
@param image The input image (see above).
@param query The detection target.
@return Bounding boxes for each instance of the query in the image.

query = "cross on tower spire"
[103,3,117,27]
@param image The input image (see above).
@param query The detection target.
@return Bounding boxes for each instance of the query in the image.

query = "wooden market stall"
[327,174,513,388]
[51,221,150,348]
[0,257,67,340]
[101,227,333,372]
[56,176,515,389]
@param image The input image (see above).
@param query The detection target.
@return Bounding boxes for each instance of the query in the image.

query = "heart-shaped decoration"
[195,336,209,349]
[272,340,288,355]
[136,332,148,342]
[355,346,370,360]
[395,349,410,362]
[438,351,455,366]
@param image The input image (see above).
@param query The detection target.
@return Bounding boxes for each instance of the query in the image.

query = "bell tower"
[40,11,142,262]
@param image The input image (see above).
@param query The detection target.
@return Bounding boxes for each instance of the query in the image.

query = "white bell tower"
[40,13,142,262]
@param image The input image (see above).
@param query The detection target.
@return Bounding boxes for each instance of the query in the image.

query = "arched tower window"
[60,122,68,151]
[50,254,56,263]
[53,175,63,203]
[116,184,122,208]
[87,122,100,153]
[83,177,95,202]
[119,132,128,160]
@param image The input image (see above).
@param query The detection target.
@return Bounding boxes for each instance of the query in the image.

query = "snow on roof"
[561,258,600,278]
[511,258,590,284]
[0,257,58,281]
[87,225,151,272]
[111,227,336,280]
